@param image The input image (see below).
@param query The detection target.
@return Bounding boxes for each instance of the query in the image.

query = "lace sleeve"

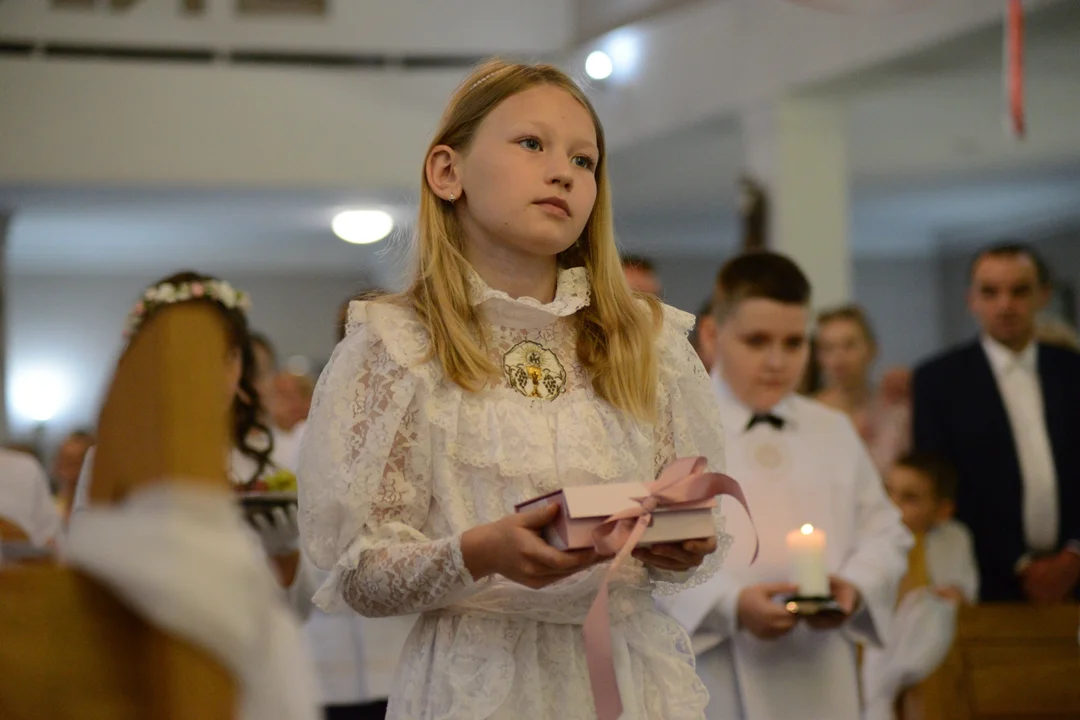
[650,305,733,595]
[298,302,475,617]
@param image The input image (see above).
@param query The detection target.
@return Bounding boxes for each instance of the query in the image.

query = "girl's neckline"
[466,266,591,329]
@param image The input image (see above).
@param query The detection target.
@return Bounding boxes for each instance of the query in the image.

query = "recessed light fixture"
[585,51,613,81]
[332,210,394,245]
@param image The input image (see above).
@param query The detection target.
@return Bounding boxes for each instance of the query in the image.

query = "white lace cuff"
[314,532,477,617]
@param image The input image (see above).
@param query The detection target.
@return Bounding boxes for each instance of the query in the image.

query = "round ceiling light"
[332,210,394,245]
[585,51,613,81]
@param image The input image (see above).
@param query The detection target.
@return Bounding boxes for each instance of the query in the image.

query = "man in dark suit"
[913,243,1080,603]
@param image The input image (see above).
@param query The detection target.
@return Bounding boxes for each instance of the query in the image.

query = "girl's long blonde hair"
[393,58,662,421]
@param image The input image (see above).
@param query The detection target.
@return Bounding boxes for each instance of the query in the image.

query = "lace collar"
[466,266,591,329]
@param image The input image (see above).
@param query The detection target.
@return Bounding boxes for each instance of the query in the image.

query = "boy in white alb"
[666,252,912,720]
[861,453,979,720]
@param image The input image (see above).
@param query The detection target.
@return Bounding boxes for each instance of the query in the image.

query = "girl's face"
[816,318,875,389]
[454,84,599,261]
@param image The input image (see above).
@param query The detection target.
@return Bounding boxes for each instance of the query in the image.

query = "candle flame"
[800,524,814,535]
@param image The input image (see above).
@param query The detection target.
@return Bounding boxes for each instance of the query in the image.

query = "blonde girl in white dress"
[299,59,732,720]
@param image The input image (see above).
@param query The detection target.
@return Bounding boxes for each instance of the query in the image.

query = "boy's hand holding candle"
[803,576,860,630]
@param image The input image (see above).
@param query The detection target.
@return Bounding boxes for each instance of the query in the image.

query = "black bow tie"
[746,413,785,431]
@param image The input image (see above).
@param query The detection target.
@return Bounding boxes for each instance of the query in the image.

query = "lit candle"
[786,524,829,597]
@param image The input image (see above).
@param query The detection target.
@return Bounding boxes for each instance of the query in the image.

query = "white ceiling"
[3,0,1079,273]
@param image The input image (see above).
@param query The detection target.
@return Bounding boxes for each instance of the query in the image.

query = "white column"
[741,96,851,311]
[0,213,8,442]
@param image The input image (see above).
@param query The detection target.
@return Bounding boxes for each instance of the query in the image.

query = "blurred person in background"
[914,242,1080,603]
[621,253,662,296]
[815,304,910,472]
[1035,316,1080,351]
[0,446,62,562]
[51,430,95,520]
[251,331,306,472]
[273,372,315,433]
[689,297,717,371]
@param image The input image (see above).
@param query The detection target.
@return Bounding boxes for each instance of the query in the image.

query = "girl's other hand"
[632,536,718,572]
[462,504,601,589]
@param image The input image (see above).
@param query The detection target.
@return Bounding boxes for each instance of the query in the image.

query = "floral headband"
[124,279,252,338]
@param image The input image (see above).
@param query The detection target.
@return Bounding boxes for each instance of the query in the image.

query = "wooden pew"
[0,517,54,564]
[913,603,1080,720]
[0,303,237,718]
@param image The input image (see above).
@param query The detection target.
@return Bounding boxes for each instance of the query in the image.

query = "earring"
[448,193,456,204]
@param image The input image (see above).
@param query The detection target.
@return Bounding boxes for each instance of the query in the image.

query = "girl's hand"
[632,537,718,572]
[462,504,602,589]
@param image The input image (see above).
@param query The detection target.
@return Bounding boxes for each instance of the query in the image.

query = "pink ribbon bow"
[583,457,757,720]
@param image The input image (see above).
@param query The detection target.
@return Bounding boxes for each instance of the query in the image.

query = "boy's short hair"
[712,251,811,323]
[895,451,959,503]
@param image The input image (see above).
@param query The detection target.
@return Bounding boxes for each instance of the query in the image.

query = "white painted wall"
[853,254,944,372]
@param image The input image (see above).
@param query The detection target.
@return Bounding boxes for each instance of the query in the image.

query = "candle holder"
[782,594,845,618]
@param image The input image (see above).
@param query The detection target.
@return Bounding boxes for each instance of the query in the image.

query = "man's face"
[967,253,1049,350]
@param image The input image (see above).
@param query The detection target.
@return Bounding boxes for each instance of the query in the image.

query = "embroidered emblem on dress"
[503,340,567,400]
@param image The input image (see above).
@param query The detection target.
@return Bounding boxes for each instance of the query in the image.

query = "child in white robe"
[861,452,979,720]
[665,251,912,720]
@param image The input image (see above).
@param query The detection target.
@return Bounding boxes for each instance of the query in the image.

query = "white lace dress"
[298,267,732,720]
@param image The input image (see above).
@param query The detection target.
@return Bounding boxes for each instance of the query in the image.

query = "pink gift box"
[515,482,717,551]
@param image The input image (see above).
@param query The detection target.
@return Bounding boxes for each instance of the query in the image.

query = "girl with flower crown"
[72,271,314,600]
[298,60,732,720]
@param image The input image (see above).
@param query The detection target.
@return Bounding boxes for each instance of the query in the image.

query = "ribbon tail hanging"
[582,460,759,720]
